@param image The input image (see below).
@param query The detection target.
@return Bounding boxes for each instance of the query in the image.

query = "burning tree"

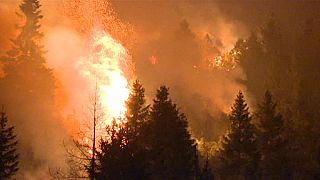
[0,109,19,179]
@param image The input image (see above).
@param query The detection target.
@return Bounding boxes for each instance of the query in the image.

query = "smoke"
[109,0,320,139]
[1,0,319,178]
[0,1,18,56]
[111,0,250,139]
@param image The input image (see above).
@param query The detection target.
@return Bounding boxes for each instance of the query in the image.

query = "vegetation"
[2,0,320,179]
[0,0,61,175]
[0,110,19,179]
[216,92,259,180]
[255,91,290,179]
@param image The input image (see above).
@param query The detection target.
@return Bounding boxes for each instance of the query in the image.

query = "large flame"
[77,30,131,125]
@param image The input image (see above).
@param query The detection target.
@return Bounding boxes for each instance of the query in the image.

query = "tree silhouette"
[147,86,198,179]
[217,91,260,180]
[0,109,19,179]
[124,80,150,179]
[96,119,132,180]
[255,91,290,179]
[96,80,150,180]
[125,80,149,147]
[0,0,58,172]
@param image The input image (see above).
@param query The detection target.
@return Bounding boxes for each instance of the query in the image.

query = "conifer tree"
[96,80,150,179]
[255,91,290,179]
[125,80,149,144]
[96,119,131,180]
[0,0,55,100]
[217,91,260,180]
[0,0,58,172]
[0,0,55,105]
[124,80,150,179]
[147,86,198,179]
[0,110,19,179]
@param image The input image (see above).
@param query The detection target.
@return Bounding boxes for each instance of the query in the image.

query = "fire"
[77,30,131,126]
[149,55,158,65]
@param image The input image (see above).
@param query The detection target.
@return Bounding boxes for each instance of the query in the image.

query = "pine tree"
[124,80,150,179]
[217,91,260,180]
[0,0,58,172]
[96,119,132,180]
[147,86,198,179]
[0,110,19,179]
[96,80,150,179]
[0,0,55,103]
[125,80,149,144]
[256,91,290,179]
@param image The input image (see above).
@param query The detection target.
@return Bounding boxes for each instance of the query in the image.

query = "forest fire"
[1,0,320,179]
[77,30,131,125]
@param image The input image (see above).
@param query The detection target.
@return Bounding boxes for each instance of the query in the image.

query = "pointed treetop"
[155,86,170,103]
[19,0,43,38]
[230,91,250,119]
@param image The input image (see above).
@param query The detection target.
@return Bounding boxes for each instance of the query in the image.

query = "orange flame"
[149,55,158,65]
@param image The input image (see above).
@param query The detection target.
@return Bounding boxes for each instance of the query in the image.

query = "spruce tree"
[255,91,290,179]
[0,110,19,179]
[217,91,260,180]
[147,86,198,179]
[96,119,132,180]
[96,80,150,179]
[0,0,55,102]
[0,0,59,172]
[125,80,149,144]
[124,80,150,179]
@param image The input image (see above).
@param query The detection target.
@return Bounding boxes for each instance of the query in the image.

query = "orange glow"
[64,0,135,50]
[77,30,131,126]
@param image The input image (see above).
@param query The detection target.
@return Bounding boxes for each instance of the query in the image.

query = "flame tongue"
[77,30,130,126]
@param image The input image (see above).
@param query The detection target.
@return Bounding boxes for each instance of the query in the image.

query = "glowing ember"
[149,55,158,65]
[77,30,131,125]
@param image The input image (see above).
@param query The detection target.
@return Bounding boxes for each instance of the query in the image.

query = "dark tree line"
[55,81,213,180]
[213,91,290,180]
[212,17,320,179]
[92,81,212,180]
